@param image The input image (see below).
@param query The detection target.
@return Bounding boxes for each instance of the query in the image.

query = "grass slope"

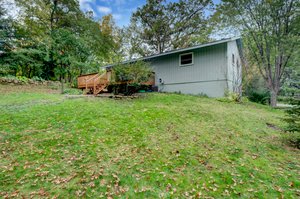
[0,85,299,198]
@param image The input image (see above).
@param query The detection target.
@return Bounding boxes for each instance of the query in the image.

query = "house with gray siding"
[107,37,242,97]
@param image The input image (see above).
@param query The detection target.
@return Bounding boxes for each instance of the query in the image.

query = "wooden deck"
[77,70,155,95]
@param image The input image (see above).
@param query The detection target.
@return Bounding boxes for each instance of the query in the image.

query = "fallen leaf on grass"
[35,171,49,177]
[30,188,49,197]
[100,179,107,186]
[76,190,85,197]
[52,174,77,185]
[10,190,19,197]
[91,172,102,180]
[274,186,283,193]
[88,182,95,188]
[166,183,172,192]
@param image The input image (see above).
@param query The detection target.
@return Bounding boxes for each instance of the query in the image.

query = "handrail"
[85,74,99,83]
[86,72,107,83]
[85,74,99,90]
[98,72,107,80]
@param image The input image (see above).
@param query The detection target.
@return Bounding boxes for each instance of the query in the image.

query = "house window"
[232,54,235,65]
[179,52,193,66]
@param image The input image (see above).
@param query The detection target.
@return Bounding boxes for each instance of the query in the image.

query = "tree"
[15,0,83,79]
[217,0,300,107]
[12,0,116,81]
[284,69,300,148]
[0,0,14,54]
[129,0,212,56]
[122,20,152,59]
[99,14,124,64]
[52,28,88,93]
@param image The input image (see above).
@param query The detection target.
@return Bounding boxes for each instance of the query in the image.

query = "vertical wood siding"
[227,40,242,93]
[149,43,230,97]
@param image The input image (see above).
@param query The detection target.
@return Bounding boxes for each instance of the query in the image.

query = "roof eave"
[103,37,241,69]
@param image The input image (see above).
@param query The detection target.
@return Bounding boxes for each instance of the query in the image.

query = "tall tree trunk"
[60,71,64,94]
[47,0,58,80]
[270,89,278,107]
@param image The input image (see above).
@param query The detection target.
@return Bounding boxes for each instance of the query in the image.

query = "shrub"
[111,60,153,95]
[113,60,152,83]
[284,107,300,148]
[0,64,15,76]
[225,90,241,102]
[31,76,45,82]
[17,76,29,83]
[284,76,300,148]
[244,70,270,104]
[0,75,29,84]
[247,90,270,104]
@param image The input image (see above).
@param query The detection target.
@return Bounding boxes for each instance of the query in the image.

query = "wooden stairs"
[77,71,111,96]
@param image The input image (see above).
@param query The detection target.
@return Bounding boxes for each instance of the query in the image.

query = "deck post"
[85,78,87,90]
[93,79,96,95]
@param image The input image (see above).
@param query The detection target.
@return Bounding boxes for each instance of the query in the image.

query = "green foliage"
[217,0,300,107]
[16,76,29,83]
[224,90,242,103]
[0,0,118,82]
[113,60,153,83]
[128,0,212,56]
[111,61,153,95]
[285,96,300,132]
[243,66,270,104]
[0,48,46,77]
[0,75,29,83]
[0,86,299,197]
[285,108,300,148]
[284,70,300,148]
[31,76,45,82]
[52,28,89,80]
[247,90,270,105]
[0,75,18,81]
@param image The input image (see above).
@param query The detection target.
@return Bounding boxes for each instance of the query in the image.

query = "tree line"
[0,0,119,84]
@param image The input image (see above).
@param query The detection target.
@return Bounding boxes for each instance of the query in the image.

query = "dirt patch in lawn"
[0,84,60,94]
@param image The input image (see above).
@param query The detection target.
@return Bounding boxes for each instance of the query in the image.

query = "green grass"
[0,85,299,198]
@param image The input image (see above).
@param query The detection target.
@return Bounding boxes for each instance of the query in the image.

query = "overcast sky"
[79,0,221,27]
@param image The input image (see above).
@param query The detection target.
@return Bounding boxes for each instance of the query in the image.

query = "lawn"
[0,85,299,198]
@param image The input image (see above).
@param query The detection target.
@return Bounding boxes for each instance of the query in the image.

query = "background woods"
[0,0,117,84]
[216,0,300,107]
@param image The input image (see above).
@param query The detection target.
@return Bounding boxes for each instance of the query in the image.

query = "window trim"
[179,52,194,67]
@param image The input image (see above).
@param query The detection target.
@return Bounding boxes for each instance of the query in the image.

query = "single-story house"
[78,37,242,97]
[107,37,243,97]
